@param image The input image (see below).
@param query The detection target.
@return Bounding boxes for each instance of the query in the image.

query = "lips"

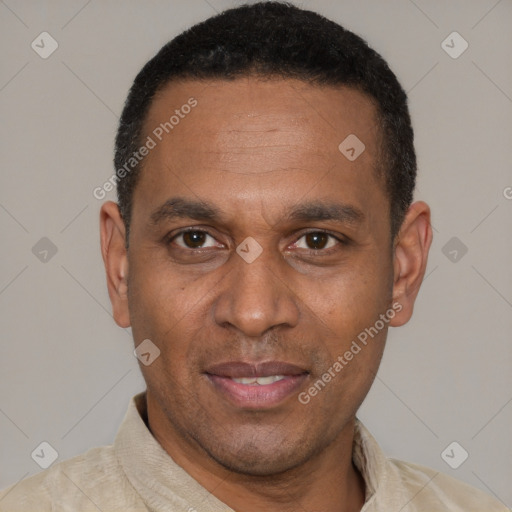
[204,361,309,409]
[205,361,307,379]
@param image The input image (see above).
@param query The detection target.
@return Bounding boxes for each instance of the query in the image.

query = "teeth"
[232,377,258,385]
[231,375,286,385]
[255,375,285,385]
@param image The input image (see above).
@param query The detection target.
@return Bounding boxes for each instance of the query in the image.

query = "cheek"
[128,251,199,328]
[311,256,392,335]
[126,257,179,356]
[301,254,392,399]
[128,257,217,379]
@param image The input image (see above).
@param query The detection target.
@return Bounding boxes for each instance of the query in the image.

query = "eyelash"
[164,227,348,255]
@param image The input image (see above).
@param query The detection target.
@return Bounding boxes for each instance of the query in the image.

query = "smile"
[204,361,309,409]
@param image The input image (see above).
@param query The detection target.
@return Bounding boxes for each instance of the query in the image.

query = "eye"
[171,229,222,249]
[292,231,341,251]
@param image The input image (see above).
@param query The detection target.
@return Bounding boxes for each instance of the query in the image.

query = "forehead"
[144,77,381,165]
[134,77,387,232]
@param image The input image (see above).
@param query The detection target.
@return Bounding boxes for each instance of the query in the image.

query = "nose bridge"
[213,244,299,337]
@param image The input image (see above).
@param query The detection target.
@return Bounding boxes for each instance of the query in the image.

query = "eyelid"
[295,229,348,243]
[164,227,348,251]
[165,227,224,248]
[289,229,348,253]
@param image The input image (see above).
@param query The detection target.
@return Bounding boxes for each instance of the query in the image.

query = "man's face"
[125,78,395,475]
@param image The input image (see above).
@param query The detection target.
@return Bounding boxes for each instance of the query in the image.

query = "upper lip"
[205,361,308,378]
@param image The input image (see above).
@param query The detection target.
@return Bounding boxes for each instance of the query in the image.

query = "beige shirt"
[0,392,507,511]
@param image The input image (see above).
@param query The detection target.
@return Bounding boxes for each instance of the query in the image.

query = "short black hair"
[115,1,416,243]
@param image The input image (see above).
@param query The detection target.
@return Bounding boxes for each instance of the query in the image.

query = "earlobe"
[100,201,131,328]
[389,201,433,327]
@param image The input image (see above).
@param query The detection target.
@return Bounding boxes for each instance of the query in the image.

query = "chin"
[210,447,304,477]
[197,427,318,477]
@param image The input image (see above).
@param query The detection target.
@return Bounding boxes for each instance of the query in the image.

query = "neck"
[146,394,366,512]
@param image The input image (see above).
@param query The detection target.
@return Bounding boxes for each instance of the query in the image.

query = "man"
[0,2,507,511]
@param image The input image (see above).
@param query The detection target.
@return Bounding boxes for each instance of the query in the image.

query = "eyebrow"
[150,197,365,228]
[150,197,224,225]
[284,201,365,227]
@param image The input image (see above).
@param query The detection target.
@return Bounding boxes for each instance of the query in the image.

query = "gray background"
[1,0,511,507]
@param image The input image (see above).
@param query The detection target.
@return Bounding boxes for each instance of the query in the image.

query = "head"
[101,1,432,477]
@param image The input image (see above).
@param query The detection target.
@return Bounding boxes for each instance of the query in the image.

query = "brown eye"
[173,230,218,249]
[306,232,328,249]
[183,231,205,248]
[295,232,338,251]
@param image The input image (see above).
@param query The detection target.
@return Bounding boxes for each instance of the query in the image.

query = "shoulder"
[387,458,509,511]
[0,445,143,512]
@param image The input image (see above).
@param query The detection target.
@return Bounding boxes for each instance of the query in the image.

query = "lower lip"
[207,374,308,409]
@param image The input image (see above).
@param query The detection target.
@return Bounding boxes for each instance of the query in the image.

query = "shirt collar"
[115,392,232,512]
[114,392,401,511]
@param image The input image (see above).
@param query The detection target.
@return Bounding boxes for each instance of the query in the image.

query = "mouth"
[204,361,309,409]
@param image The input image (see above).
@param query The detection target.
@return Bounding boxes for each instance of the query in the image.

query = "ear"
[100,201,131,328]
[389,201,433,327]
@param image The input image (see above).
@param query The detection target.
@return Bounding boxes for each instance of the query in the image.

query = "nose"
[212,246,300,338]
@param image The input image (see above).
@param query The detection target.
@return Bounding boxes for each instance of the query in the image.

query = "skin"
[100,77,432,512]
